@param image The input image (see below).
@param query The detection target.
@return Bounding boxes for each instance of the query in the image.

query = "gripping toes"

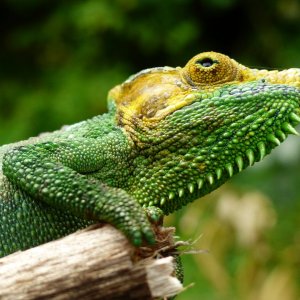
[117,205,155,246]
[97,190,155,246]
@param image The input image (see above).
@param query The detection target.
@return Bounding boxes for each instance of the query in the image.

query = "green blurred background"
[1,0,300,299]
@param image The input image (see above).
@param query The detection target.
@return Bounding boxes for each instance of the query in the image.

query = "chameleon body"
[0,52,299,258]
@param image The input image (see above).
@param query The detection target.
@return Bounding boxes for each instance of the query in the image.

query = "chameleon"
[0,51,299,258]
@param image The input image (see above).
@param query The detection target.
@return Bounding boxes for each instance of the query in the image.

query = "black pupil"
[197,58,215,67]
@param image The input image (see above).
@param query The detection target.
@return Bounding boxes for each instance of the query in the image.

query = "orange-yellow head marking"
[108,51,300,134]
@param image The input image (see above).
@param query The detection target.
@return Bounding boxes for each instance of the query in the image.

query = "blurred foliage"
[0,0,300,299]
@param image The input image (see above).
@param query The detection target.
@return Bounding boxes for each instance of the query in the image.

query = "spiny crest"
[151,114,300,214]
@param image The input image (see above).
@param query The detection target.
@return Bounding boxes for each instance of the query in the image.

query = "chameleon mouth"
[158,110,300,211]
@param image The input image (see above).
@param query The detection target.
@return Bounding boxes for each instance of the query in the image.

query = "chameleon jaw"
[156,111,300,213]
[113,52,300,214]
[133,80,300,213]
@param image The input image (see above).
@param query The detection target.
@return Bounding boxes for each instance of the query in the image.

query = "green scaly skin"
[0,52,299,259]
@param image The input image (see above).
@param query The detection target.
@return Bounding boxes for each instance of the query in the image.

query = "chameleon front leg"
[2,141,155,246]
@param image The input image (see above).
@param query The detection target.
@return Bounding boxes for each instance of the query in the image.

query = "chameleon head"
[109,52,300,213]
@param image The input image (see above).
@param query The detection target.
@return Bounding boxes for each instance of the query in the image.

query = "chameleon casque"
[0,52,299,258]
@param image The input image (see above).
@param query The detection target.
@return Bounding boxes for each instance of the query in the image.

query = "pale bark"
[0,224,183,300]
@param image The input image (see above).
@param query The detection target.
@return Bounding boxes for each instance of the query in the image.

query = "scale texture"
[0,52,299,257]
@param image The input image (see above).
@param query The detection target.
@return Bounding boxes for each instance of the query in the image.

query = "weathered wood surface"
[0,224,183,299]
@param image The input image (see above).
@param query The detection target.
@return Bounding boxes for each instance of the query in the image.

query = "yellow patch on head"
[109,67,200,127]
[108,51,299,132]
[109,52,243,128]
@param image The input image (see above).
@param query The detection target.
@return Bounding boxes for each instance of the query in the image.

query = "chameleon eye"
[195,57,217,68]
[182,52,241,86]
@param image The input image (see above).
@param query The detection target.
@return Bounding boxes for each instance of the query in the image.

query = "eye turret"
[182,52,242,86]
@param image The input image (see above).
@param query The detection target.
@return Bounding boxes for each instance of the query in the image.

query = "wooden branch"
[0,224,183,300]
